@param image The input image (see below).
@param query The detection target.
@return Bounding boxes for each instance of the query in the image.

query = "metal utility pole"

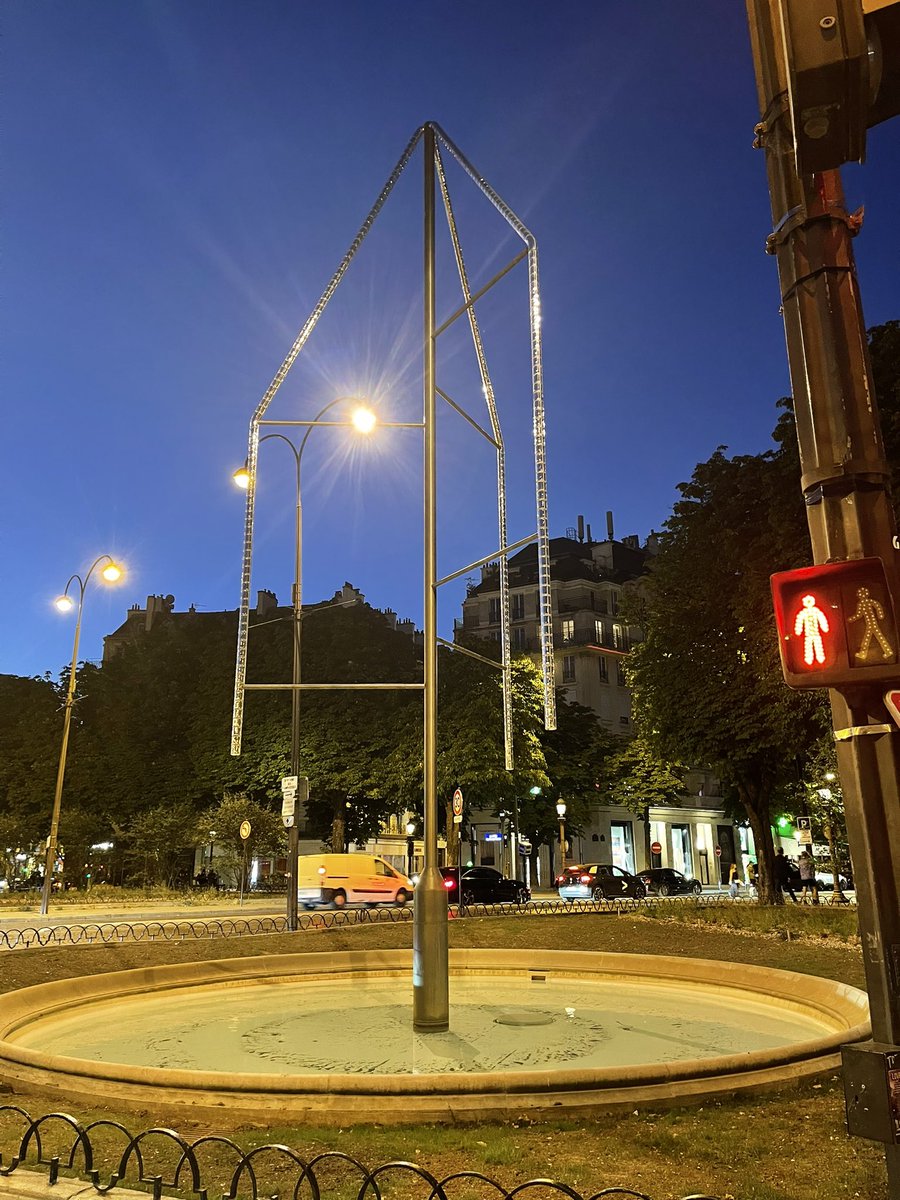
[747,3,900,1189]
[413,122,450,1032]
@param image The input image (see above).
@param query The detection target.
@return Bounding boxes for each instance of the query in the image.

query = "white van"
[297,853,413,910]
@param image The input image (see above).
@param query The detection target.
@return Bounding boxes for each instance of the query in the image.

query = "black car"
[558,863,646,901]
[440,865,530,905]
[640,867,703,897]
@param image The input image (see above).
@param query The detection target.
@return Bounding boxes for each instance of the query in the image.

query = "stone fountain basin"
[0,948,869,1123]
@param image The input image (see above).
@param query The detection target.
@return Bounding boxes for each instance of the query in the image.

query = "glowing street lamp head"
[55,595,75,614]
[233,464,252,490]
[351,406,376,435]
[101,562,123,583]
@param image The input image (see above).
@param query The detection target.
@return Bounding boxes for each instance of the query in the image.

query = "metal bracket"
[834,724,895,740]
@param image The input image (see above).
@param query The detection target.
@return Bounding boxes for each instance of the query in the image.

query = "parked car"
[557,863,646,902]
[813,869,852,892]
[639,867,703,897]
[440,865,530,905]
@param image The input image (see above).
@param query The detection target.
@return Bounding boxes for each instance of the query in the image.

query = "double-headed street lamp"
[233,397,376,930]
[43,555,123,916]
[556,799,567,873]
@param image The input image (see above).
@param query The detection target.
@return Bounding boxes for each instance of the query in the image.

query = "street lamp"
[405,819,416,878]
[556,799,567,872]
[233,396,376,931]
[42,555,124,916]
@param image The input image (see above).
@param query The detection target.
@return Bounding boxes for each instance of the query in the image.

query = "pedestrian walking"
[774,848,797,902]
[798,851,819,904]
[728,861,740,899]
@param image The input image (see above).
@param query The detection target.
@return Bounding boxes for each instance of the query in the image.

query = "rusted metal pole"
[747,3,900,1190]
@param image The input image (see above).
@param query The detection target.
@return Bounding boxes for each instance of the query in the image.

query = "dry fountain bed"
[0,908,886,1200]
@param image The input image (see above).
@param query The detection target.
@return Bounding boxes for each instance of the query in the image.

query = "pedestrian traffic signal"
[778,0,900,173]
[771,558,900,688]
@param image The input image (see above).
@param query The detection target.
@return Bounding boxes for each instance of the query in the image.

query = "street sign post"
[796,816,813,846]
[238,821,251,906]
[452,787,463,825]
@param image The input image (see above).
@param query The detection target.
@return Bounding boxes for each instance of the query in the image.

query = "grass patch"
[636,897,860,942]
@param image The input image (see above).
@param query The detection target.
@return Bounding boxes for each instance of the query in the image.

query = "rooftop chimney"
[577,515,585,542]
[606,510,615,541]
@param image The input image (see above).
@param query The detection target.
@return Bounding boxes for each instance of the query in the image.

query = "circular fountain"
[0,948,868,1123]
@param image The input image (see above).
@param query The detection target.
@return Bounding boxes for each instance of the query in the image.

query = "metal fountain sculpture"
[229,122,555,1032]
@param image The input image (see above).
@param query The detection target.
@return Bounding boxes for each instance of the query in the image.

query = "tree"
[122,802,200,887]
[599,735,686,863]
[0,673,62,843]
[628,442,826,904]
[198,794,285,890]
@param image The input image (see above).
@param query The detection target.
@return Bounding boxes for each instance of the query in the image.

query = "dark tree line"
[0,601,618,887]
[628,321,900,902]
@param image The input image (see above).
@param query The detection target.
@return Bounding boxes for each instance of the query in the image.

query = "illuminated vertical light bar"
[435,146,514,770]
[230,128,424,755]
[528,245,556,731]
[433,124,556,731]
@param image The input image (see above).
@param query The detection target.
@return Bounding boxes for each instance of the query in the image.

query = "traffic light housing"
[779,0,900,173]
[771,557,900,688]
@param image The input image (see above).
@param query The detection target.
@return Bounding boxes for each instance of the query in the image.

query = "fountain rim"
[0,947,869,1098]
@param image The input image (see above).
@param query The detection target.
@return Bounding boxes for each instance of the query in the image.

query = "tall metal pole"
[287,466,302,932]
[41,594,84,917]
[747,4,900,1190]
[414,123,449,1032]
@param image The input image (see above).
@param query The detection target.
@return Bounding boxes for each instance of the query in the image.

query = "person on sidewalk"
[798,851,819,905]
[774,848,797,902]
[728,861,740,899]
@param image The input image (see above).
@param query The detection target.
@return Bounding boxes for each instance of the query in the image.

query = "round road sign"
[239,820,251,840]
[650,841,662,855]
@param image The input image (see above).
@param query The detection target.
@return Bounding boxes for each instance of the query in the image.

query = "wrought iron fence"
[0,1106,723,1200]
[0,896,739,951]
[0,892,856,951]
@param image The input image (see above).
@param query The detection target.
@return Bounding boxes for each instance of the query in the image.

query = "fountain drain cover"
[494,1010,554,1026]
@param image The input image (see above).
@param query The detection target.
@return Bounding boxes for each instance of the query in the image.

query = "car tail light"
[580,874,591,884]
[443,878,454,889]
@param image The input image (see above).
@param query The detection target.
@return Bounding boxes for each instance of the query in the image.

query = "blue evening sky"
[2,2,898,680]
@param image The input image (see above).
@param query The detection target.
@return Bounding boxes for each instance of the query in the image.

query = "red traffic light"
[771,558,900,689]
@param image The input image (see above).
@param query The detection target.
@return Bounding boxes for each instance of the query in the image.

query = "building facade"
[455,515,752,886]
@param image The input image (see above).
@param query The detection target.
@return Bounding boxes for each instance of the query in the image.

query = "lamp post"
[42,555,123,916]
[234,398,375,931]
[556,799,567,874]
[405,819,416,878]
